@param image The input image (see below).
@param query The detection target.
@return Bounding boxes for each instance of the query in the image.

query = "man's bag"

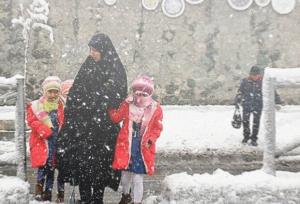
[231,107,242,129]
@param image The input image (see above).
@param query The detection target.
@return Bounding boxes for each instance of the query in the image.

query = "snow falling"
[1,0,300,203]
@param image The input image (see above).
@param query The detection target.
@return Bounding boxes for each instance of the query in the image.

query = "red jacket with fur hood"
[109,101,163,176]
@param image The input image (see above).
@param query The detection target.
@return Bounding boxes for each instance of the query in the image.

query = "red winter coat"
[26,100,64,168]
[109,101,163,176]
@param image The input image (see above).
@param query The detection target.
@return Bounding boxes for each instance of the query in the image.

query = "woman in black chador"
[57,33,127,203]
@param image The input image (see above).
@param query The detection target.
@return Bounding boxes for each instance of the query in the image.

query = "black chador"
[57,33,127,203]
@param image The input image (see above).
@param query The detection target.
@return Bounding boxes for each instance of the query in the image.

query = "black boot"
[250,140,257,146]
[42,190,52,201]
[119,193,132,204]
[242,138,249,144]
[56,191,64,203]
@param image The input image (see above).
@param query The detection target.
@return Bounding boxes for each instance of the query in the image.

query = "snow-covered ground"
[144,169,300,204]
[1,105,300,162]
[157,105,300,154]
[0,175,29,203]
[1,105,300,203]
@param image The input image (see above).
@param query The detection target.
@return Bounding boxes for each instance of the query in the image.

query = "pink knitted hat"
[131,75,154,95]
[42,76,61,93]
[61,79,74,96]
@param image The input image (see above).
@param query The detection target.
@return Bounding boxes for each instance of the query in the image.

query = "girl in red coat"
[26,76,65,202]
[109,75,163,204]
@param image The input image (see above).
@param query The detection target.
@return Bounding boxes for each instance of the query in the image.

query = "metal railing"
[0,75,26,180]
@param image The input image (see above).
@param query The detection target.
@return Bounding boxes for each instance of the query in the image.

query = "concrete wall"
[1,0,300,104]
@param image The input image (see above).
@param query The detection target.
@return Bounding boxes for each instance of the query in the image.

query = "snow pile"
[145,169,300,204]
[0,175,29,203]
[0,141,16,164]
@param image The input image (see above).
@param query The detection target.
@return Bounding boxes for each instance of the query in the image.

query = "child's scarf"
[44,100,59,113]
[31,96,59,128]
[127,94,156,137]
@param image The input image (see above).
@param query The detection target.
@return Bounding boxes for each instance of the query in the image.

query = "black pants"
[242,109,262,142]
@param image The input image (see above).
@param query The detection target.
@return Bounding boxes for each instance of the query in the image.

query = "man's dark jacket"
[235,77,282,112]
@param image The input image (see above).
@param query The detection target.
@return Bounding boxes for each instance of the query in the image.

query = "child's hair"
[131,75,154,95]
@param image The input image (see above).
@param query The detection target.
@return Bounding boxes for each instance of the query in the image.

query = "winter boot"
[242,138,249,144]
[42,190,52,201]
[56,191,64,203]
[35,182,44,201]
[118,193,132,204]
[250,140,258,146]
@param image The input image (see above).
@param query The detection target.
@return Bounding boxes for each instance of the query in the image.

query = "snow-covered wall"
[1,0,300,104]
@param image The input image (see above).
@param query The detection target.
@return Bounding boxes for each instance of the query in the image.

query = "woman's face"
[89,47,102,62]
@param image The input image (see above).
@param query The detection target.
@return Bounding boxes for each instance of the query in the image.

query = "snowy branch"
[11,0,54,44]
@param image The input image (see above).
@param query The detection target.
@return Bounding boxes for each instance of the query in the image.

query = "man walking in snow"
[234,66,283,146]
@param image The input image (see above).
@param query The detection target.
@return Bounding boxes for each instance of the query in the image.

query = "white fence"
[0,75,26,180]
[262,68,300,175]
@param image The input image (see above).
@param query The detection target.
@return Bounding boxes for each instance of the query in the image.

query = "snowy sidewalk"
[157,105,300,154]
[1,105,300,203]
[2,105,300,164]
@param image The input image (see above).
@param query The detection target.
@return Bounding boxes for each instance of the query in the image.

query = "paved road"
[1,150,300,203]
